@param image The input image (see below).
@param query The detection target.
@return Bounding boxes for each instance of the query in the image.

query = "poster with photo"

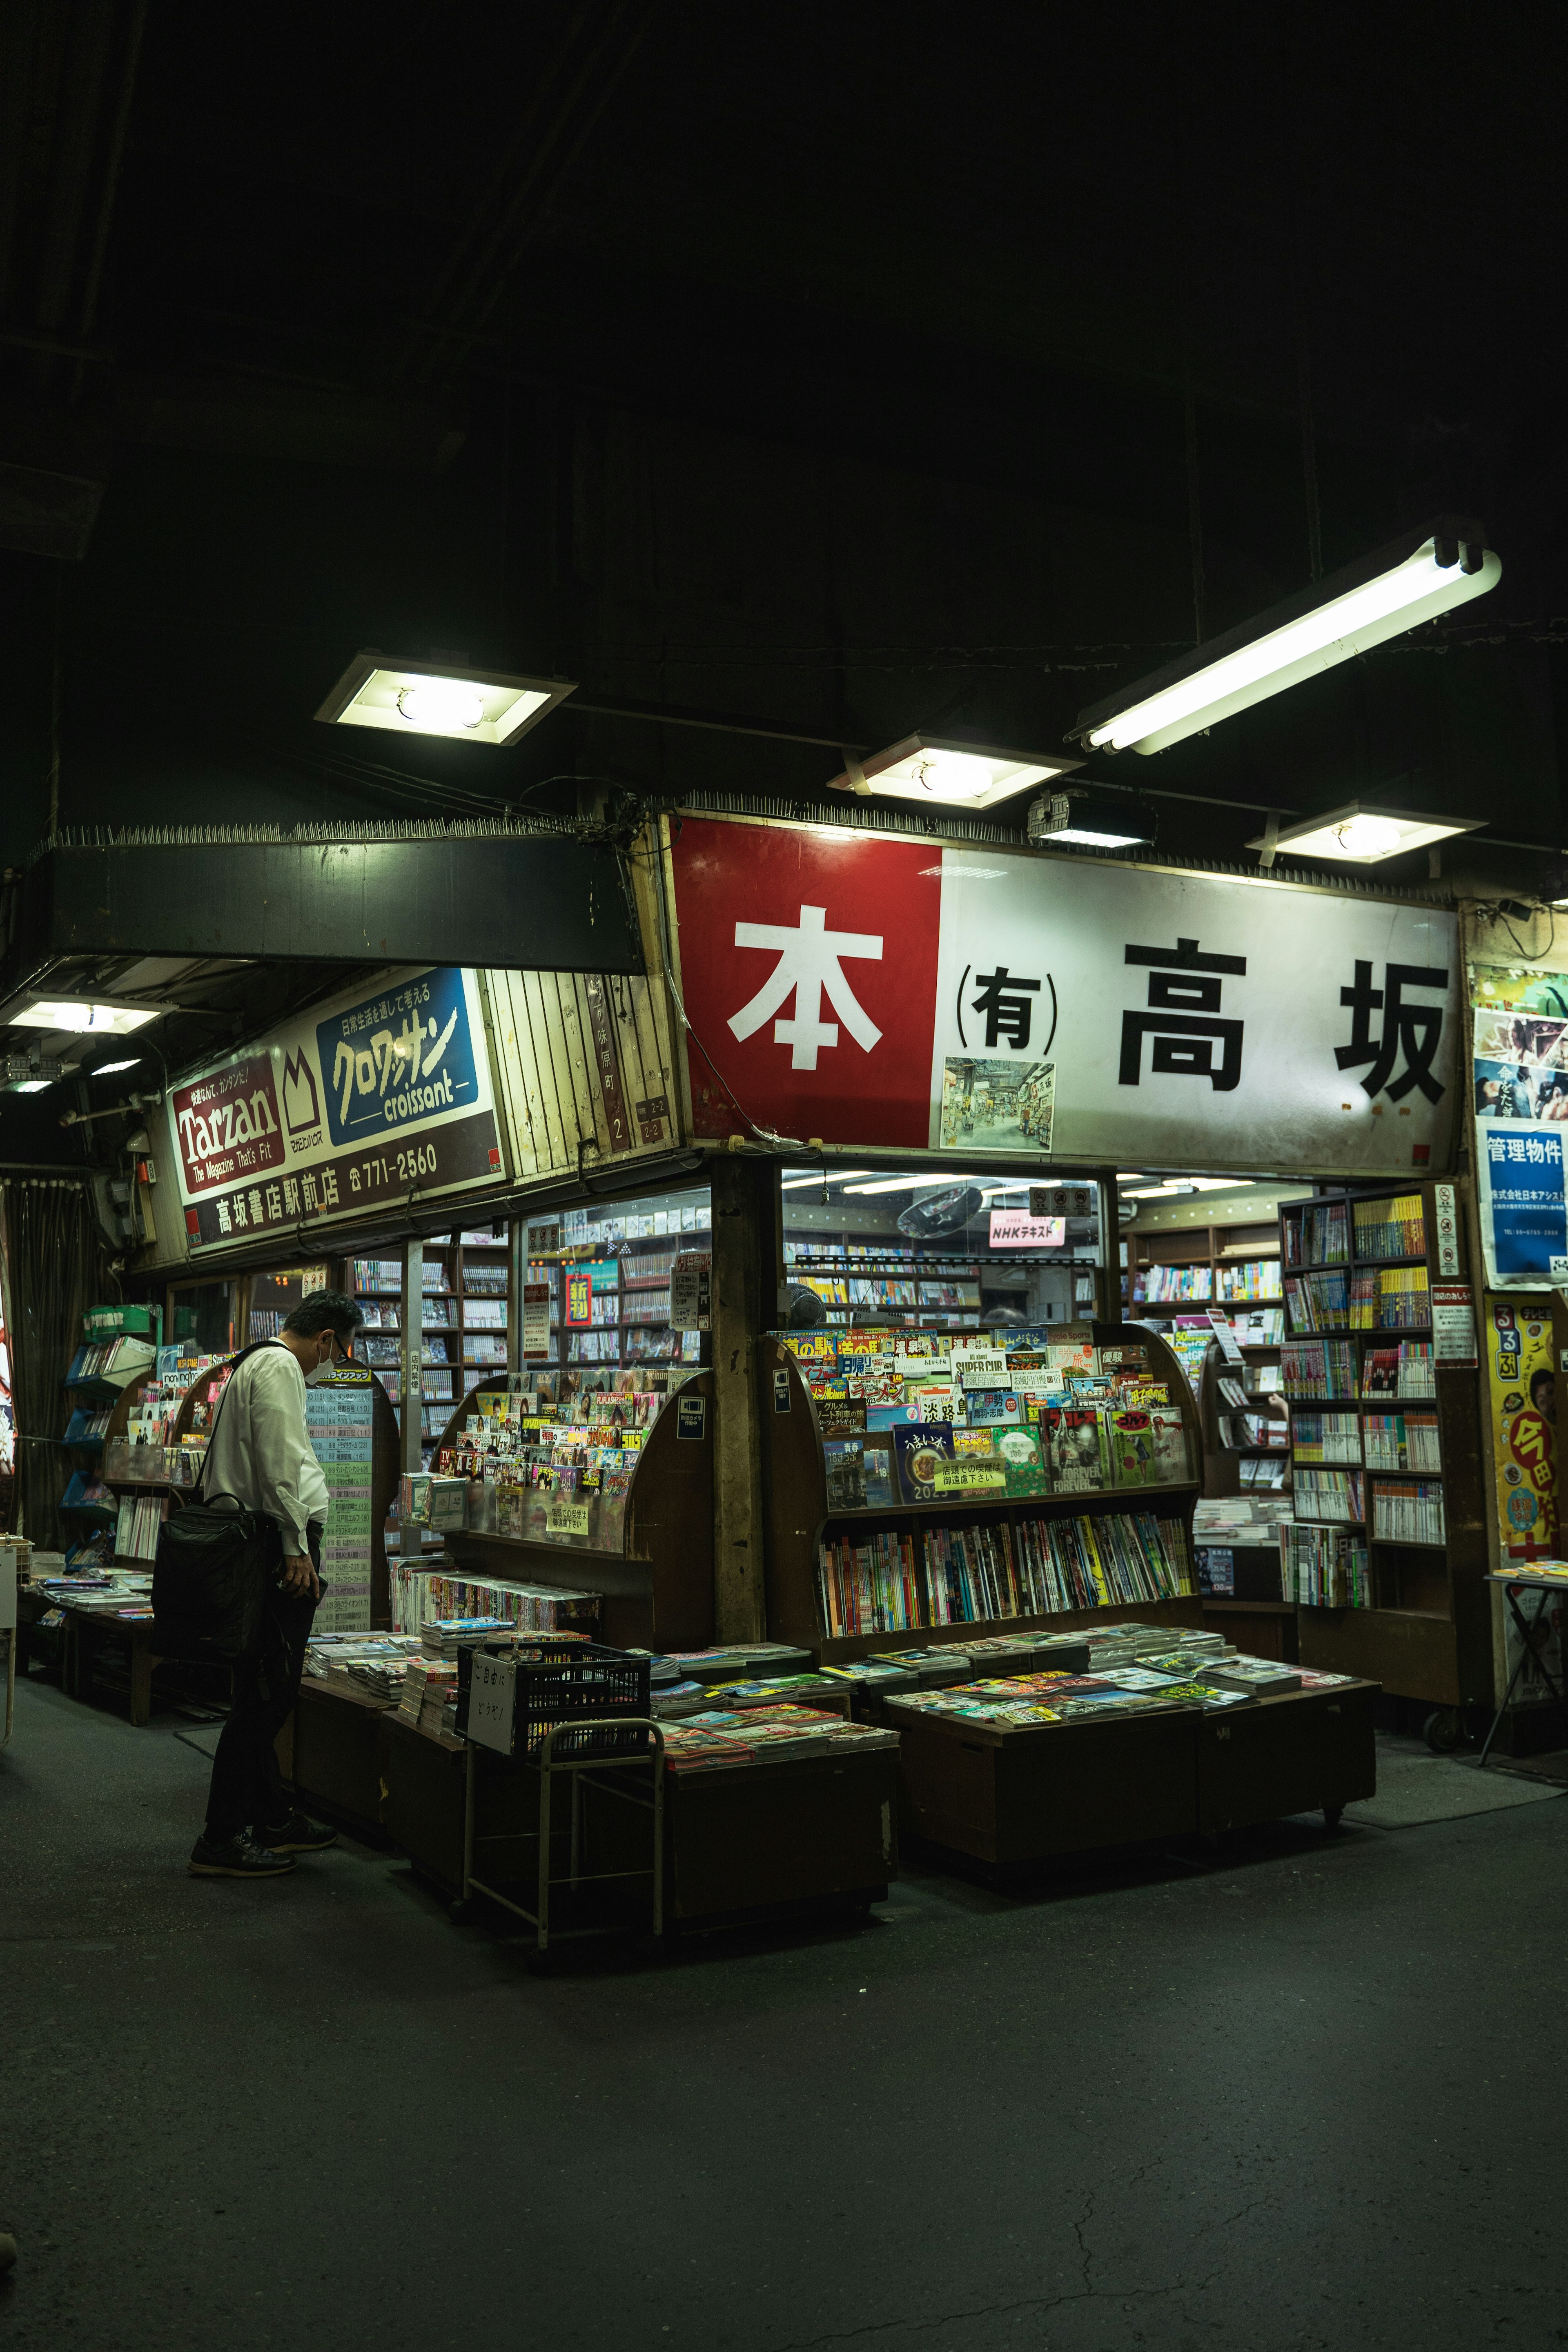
[1472,964,1568,1287]
[1484,1296,1557,1564]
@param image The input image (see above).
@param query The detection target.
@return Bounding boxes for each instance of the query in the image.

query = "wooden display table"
[887,1681,1378,1868]
[18,1589,158,1725]
[284,1677,394,1834]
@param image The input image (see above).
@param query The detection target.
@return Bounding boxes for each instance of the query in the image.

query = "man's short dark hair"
[283,1289,363,1341]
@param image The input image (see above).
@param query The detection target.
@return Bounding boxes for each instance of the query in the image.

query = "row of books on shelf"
[67,1334,156,1384]
[561,1203,709,1244]
[824,1410,1191,1510]
[1281,1339,1436,1399]
[1281,1193,1426,1268]
[114,1490,169,1564]
[387,1564,599,1636]
[1135,1260,1281,1303]
[1284,1265,1430,1333]
[1292,1411,1441,1470]
[815,1510,1194,1636]
[794,1276,981,1309]
[1279,1524,1372,1607]
[1290,1467,1448,1541]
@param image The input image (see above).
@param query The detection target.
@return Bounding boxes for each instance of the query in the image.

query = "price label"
[933,1461,1008,1493]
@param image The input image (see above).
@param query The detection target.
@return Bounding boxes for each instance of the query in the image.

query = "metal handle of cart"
[461,1714,666,1952]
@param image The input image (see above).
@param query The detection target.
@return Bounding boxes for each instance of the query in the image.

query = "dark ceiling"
[1,0,1565,894]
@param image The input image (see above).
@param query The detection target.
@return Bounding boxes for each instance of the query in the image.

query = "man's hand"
[281,1552,320,1599]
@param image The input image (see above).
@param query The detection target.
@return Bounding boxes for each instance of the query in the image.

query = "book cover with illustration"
[893,1424,956,1503]
[1045,1407,1109,1492]
[1107,1408,1157,1488]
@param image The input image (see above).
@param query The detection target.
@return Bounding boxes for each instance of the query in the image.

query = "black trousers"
[204,1523,323,1842]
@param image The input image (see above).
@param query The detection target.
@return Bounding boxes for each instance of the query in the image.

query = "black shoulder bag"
[151,1342,286,1666]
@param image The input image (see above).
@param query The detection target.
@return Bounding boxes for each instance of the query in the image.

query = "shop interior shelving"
[1122,1214,1283,1311]
[760,1321,1206,1663]
[525,1196,708,1372]
[784,1198,1105,1331]
[1277,1180,1489,1708]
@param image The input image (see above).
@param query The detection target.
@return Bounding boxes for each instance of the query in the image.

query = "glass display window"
[781,1166,1103,1334]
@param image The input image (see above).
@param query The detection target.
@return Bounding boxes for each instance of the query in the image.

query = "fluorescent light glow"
[11,1000,160,1035]
[1048,826,1145,849]
[1076,527,1501,755]
[1247,800,1483,864]
[397,679,485,731]
[779,1169,875,1189]
[826,732,1081,811]
[9,1079,51,1093]
[93,1058,141,1075]
[316,653,577,746]
[841,1172,981,1196]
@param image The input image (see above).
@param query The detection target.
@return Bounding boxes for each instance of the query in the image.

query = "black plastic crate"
[457,1640,651,1761]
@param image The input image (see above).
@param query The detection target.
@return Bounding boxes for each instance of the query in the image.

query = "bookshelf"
[1123,1216,1283,1311]
[760,1322,1207,1664]
[526,1195,710,1373]
[426,1370,716,1655]
[1277,1182,1490,1709]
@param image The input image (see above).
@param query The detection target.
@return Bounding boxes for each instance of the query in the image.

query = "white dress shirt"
[203,1341,330,1557]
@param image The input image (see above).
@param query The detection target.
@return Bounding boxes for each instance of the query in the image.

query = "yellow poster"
[1485,1295,1557,1560]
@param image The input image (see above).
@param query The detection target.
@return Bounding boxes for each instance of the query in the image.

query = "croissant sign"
[167,966,504,1251]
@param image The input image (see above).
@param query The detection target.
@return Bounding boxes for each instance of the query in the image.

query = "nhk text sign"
[666,815,1459,1177]
[168,966,503,1250]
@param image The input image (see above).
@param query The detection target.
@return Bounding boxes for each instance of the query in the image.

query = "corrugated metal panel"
[480,960,682,1181]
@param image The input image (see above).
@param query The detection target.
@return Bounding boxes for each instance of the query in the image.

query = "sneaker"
[254,1810,338,1854]
[188,1832,296,1878]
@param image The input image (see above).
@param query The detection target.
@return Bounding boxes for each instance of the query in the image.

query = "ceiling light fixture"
[92,1058,142,1075]
[1027,788,1153,851]
[4,1052,63,1094]
[1246,801,1485,864]
[315,652,577,746]
[7,999,162,1035]
[1072,519,1501,756]
[824,731,1081,810]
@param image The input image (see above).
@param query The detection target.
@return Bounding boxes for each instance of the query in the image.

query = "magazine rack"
[430,1372,716,1654]
[761,1321,1205,1664]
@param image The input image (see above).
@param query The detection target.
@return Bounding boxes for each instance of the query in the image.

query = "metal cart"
[457,1715,666,1953]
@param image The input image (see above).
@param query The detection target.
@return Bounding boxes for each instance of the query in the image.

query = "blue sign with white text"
[315,967,479,1148]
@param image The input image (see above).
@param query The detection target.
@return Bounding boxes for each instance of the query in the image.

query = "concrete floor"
[4,1675,1568,2352]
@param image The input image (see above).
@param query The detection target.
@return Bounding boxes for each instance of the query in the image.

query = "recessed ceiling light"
[1245,802,1484,864]
[9,999,160,1035]
[825,733,1081,810]
[315,652,577,746]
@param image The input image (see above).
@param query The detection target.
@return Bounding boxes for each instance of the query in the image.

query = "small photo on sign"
[940,1058,1054,1152]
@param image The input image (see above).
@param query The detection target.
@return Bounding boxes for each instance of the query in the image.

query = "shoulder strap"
[192,1339,288,1500]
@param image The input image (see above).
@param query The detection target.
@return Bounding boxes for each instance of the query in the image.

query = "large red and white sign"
[666,814,1461,1176]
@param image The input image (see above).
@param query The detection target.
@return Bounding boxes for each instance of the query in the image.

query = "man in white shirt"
[189,1289,363,1879]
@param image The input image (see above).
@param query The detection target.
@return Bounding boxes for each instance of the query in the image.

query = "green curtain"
[0,1177,119,1554]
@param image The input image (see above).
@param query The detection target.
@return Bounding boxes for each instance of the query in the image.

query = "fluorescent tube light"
[9,1080,51,1093]
[92,1058,142,1075]
[779,1169,875,1189]
[1073,520,1501,756]
[824,732,1081,810]
[841,1173,982,1196]
[9,1000,161,1035]
[1245,801,1484,864]
[316,652,577,746]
